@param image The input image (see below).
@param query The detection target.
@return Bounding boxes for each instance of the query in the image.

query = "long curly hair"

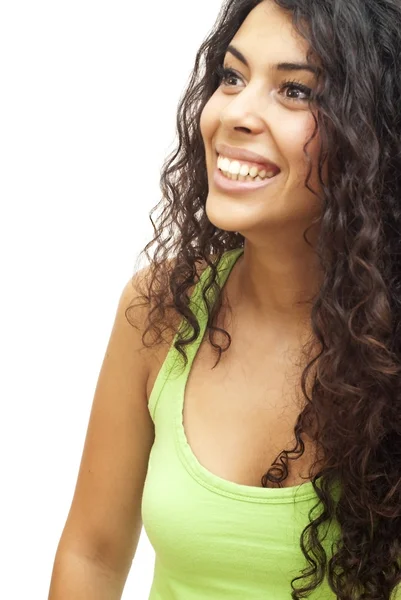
[126,0,401,597]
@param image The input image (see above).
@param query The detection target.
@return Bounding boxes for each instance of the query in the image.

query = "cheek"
[291,115,325,190]
[279,114,321,171]
[200,94,221,146]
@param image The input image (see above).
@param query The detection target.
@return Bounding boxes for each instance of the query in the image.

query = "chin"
[205,190,261,234]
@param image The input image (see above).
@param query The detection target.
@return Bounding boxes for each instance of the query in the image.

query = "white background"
[0,1,221,598]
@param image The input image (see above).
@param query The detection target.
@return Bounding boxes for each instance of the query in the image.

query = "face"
[200,0,326,241]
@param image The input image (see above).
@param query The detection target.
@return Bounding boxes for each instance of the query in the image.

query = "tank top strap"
[147,248,244,419]
[184,247,245,331]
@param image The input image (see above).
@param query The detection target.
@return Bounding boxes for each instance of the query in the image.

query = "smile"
[213,164,281,194]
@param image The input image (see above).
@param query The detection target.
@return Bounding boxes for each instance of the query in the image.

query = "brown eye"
[215,65,243,87]
[279,79,312,103]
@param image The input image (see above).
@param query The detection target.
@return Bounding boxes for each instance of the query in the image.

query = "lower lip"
[213,166,280,194]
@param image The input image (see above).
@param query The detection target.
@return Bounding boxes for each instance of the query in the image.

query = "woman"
[49,0,401,598]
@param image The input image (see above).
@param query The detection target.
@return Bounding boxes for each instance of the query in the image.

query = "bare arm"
[48,551,127,600]
[48,268,154,599]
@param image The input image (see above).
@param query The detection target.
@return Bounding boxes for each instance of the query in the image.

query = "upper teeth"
[217,154,277,179]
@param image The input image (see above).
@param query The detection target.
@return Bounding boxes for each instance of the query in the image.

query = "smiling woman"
[50,0,401,599]
[134,1,401,598]
[200,1,325,240]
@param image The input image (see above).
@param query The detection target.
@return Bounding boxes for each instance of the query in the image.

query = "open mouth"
[213,165,280,193]
[218,166,279,183]
[216,153,280,183]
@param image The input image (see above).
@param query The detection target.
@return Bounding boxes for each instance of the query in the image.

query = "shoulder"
[131,254,218,394]
[123,253,217,340]
[140,253,217,298]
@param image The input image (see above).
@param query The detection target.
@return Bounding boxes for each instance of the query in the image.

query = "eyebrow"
[226,44,320,76]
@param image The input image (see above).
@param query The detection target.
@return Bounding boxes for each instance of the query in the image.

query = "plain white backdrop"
[0,1,222,598]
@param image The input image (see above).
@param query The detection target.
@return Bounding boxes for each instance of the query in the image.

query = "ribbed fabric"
[140,248,370,599]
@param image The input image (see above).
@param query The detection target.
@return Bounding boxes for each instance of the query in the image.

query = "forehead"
[229,0,311,64]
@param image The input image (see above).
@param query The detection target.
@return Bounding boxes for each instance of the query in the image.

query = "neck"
[233,238,322,335]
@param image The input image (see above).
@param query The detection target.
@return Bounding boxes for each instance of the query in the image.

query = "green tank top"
[140,248,381,599]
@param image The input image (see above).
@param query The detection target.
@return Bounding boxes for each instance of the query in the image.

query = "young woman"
[49,1,401,598]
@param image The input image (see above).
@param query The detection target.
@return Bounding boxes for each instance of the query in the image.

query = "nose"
[219,89,267,135]
[220,110,265,135]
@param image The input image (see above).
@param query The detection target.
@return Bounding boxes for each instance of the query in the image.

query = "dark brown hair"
[127,0,401,597]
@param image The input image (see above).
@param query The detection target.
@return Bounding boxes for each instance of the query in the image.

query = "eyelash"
[215,65,313,103]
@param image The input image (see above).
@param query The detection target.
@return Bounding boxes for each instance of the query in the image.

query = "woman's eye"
[279,80,313,103]
[215,64,313,104]
[216,66,242,87]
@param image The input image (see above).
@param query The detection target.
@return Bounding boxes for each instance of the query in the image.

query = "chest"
[146,319,319,489]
